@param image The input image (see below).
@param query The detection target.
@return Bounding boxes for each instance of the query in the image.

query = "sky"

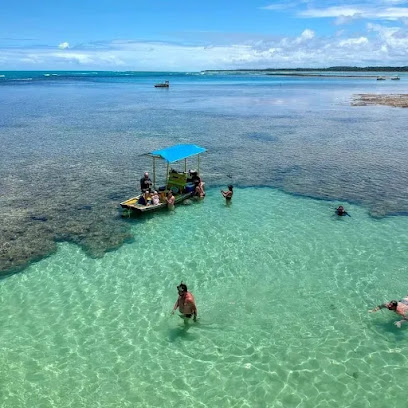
[2,0,408,71]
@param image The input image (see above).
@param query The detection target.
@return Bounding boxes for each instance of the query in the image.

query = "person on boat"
[152,191,160,205]
[140,172,152,192]
[166,191,175,209]
[188,169,201,185]
[221,185,233,201]
[172,282,197,322]
[336,206,350,217]
[138,190,151,206]
[369,296,408,328]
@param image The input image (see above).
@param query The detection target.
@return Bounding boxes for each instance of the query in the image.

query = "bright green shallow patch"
[1,187,408,408]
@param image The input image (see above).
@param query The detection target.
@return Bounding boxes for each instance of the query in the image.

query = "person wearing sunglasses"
[171,282,197,322]
[369,296,408,328]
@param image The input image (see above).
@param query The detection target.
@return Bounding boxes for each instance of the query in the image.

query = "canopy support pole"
[198,155,200,174]
[184,158,187,173]
[153,157,156,190]
[165,162,170,192]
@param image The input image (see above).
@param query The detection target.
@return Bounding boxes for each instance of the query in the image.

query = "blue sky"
[2,0,408,70]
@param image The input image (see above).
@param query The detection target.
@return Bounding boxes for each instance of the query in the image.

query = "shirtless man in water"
[369,295,408,328]
[166,191,175,210]
[172,282,197,322]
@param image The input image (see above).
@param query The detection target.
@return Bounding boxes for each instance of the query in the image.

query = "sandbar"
[352,94,408,108]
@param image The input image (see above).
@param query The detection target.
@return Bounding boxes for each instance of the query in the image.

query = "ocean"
[1,71,408,407]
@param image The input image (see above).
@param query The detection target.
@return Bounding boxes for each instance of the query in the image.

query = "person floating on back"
[172,282,197,322]
[369,295,408,328]
[336,205,350,217]
[221,185,233,201]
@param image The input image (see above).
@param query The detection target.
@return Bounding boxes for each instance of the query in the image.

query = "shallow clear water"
[1,187,408,407]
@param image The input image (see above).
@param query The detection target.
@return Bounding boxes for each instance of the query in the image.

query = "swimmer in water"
[336,205,350,217]
[369,295,408,328]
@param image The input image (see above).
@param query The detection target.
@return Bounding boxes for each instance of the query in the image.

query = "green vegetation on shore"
[203,66,408,73]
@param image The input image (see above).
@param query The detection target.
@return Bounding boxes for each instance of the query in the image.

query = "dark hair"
[390,300,398,308]
[177,282,187,292]
[228,185,233,190]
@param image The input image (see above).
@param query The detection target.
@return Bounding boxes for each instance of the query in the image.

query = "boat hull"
[120,192,193,213]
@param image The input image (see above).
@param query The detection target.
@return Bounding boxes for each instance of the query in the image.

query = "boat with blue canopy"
[120,144,206,213]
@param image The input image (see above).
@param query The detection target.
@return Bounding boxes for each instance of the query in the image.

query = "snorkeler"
[221,185,233,201]
[369,296,408,328]
[172,282,197,322]
[336,206,350,217]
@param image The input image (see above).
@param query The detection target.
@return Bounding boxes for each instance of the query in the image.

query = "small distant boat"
[154,80,169,88]
[376,76,386,80]
[391,76,400,80]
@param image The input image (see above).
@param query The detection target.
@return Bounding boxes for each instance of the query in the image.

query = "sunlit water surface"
[1,188,408,407]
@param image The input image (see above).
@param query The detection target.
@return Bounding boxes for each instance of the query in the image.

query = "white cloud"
[58,42,70,49]
[334,14,362,25]
[262,1,408,22]
[301,6,363,18]
[260,1,300,11]
[2,24,408,70]
[338,37,369,46]
[300,5,408,20]
[300,29,315,40]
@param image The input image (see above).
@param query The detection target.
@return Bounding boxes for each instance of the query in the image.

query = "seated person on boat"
[187,169,200,184]
[152,191,160,205]
[138,190,151,206]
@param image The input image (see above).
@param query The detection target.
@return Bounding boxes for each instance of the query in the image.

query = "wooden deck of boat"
[120,192,192,213]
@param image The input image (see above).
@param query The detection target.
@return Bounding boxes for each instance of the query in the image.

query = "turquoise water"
[1,187,408,407]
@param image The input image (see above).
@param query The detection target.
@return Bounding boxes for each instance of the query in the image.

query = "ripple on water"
[1,188,408,407]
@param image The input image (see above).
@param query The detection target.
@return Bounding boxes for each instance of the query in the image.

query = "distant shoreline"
[203,71,401,79]
[265,73,378,78]
[203,66,408,74]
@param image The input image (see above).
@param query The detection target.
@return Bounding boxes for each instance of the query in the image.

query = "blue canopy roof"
[149,144,206,163]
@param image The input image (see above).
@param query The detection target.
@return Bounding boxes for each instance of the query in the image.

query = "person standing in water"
[166,191,175,209]
[221,185,233,201]
[369,295,408,327]
[172,282,197,322]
